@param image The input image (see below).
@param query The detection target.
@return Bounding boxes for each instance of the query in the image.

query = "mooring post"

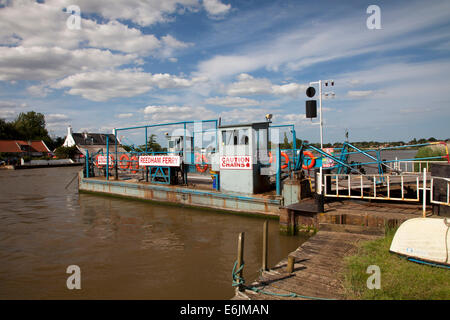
[286,254,295,273]
[262,220,268,272]
[237,232,245,292]
[423,168,427,217]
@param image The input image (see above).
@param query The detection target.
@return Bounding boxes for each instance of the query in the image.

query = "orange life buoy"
[130,155,139,173]
[302,151,316,170]
[95,154,103,168]
[119,154,130,170]
[195,153,208,172]
[108,155,115,169]
[268,151,290,169]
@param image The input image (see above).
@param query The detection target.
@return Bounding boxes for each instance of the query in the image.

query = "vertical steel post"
[276,144,281,195]
[319,79,323,149]
[292,127,297,168]
[106,136,109,180]
[145,127,148,153]
[114,129,118,180]
[85,149,89,178]
[145,127,148,182]
[423,168,427,217]
[183,122,186,162]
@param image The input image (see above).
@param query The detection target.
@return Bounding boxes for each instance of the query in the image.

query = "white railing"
[323,173,421,202]
[430,176,450,206]
[393,160,444,174]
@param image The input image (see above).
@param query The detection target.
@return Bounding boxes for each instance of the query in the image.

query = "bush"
[414,146,447,172]
[54,145,78,159]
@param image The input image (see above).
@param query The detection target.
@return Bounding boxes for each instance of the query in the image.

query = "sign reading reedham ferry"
[139,155,181,167]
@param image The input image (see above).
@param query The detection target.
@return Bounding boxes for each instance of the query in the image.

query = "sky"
[0,0,449,145]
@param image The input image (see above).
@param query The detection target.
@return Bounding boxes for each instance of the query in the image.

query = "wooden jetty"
[233,230,380,300]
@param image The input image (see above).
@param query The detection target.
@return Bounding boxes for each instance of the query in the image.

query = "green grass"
[341,228,450,300]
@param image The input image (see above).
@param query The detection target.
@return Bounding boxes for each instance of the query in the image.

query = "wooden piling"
[262,220,268,271]
[286,255,295,273]
[237,232,245,292]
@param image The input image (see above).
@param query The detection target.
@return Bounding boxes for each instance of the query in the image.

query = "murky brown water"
[0,167,306,299]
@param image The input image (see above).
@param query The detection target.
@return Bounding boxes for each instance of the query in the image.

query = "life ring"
[268,151,290,169]
[195,153,208,172]
[95,154,103,168]
[302,151,316,170]
[119,154,130,170]
[130,155,139,173]
[108,155,115,169]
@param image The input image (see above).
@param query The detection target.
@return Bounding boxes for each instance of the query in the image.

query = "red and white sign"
[139,155,181,167]
[97,155,114,166]
[322,148,335,168]
[220,156,252,170]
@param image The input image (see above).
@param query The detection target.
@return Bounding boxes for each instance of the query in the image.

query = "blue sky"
[0,0,449,145]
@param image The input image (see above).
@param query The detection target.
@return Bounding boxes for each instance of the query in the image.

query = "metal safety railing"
[393,160,445,173]
[322,173,422,202]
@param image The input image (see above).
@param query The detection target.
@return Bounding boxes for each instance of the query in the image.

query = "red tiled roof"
[0,140,22,153]
[0,140,50,153]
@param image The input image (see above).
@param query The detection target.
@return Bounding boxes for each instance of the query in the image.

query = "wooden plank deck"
[233,231,380,300]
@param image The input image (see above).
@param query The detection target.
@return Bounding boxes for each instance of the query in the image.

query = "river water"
[0,167,306,299]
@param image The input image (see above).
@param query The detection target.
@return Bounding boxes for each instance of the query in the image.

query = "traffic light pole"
[309,79,334,150]
[309,80,323,149]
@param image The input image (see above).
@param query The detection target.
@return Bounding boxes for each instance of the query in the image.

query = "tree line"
[0,111,64,150]
[279,133,445,150]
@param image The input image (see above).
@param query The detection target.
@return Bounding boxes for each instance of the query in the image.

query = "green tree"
[141,134,165,152]
[13,111,50,141]
[0,118,19,139]
[280,133,292,149]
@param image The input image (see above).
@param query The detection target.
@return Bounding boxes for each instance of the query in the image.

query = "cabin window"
[222,129,249,146]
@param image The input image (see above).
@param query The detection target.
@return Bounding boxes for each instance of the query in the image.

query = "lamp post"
[309,79,335,149]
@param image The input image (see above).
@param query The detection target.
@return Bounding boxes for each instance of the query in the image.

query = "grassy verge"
[341,228,450,300]
[414,146,447,172]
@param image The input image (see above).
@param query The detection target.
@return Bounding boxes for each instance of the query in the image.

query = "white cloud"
[204,96,260,107]
[272,83,307,97]
[67,0,200,27]
[203,0,231,16]
[0,1,192,54]
[196,1,450,79]
[46,113,70,122]
[347,90,374,98]
[0,101,28,120]
[116,113,134,119]
[0,46,137,81]
[52,69,154,101]
[51,69,205,101]
[226,73,306,97]
[143,105,215,122]
[45,113,71,129]
[218,107,276,124]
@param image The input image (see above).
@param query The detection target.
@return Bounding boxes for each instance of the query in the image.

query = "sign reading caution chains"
[220,156,252,170]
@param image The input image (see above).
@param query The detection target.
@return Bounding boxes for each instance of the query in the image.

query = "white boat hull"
[390,217,450,266]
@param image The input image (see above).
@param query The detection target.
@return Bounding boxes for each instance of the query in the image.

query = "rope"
[232,261,335,300]
[407,258,450,269]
